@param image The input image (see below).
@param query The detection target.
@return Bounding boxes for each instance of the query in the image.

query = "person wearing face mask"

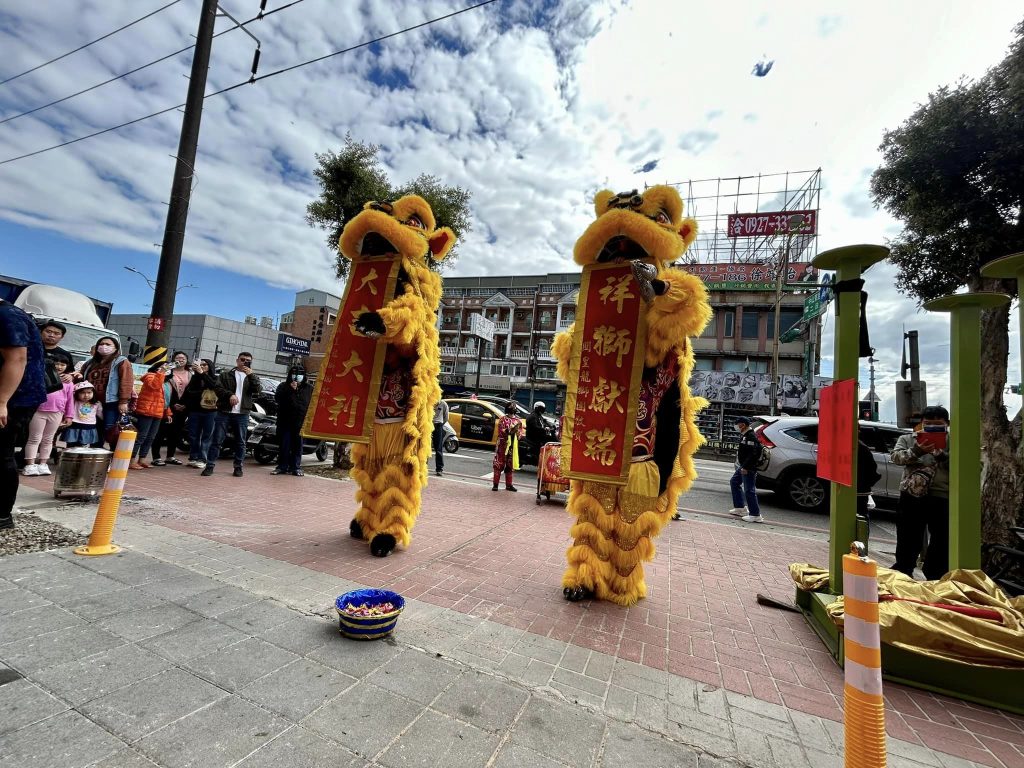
[890,405,951,580]
[273,366,313,476]
[728,416,764,523]
[77,336,133,448]
[152,351,192,466]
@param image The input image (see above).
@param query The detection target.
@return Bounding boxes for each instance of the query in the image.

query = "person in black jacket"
[272,367,313,476]
[182,358,219,469]
[856,432,881,520]
[203,352,260,477]
[729,416,764,523]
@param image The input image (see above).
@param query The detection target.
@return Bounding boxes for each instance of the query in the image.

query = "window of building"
[722,310,735,338]
[694,357,714,371]
[307,297,315,304]
[741,311,760,338]
[700,314,717,339]
[441,362,455,373]
[327,313,336,326]
[766,309,803,339]
[722,358,769,373]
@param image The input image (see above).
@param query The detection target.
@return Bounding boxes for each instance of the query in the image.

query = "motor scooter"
[248,415,330,465]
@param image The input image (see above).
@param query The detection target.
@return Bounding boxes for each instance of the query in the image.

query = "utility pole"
[142,0,220,366]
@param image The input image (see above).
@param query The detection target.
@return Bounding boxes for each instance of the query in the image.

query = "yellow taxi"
[443,398,525,448]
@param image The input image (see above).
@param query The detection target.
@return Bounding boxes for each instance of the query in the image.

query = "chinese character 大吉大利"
[592,325,633,367]
[589,377,626,414]
[340,351,365,382]
[356,268,379,295]
[327,394,360,428]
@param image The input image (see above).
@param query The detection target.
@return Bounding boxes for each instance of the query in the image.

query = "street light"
[124,266,197,292]
[769,214,807,416]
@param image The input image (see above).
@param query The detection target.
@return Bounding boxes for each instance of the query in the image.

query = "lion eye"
[655,211,670,225]
[405,215,425,229]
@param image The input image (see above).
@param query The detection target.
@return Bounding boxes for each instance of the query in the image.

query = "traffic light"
[858,400,879,422]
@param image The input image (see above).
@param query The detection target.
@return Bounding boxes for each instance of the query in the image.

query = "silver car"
[751,416,911,513]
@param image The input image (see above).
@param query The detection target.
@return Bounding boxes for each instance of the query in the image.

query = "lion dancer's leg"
[349,421,422,557]
[562,461,665,605]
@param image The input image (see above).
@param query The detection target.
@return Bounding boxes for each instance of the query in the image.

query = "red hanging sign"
[560,263,648,485]
[303,257,399,443]
[817,379,857,486]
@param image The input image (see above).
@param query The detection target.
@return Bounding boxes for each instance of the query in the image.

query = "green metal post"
[927,291,1011,569]
[811,245,888,594]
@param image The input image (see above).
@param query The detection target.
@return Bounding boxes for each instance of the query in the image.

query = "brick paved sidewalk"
[14,467,1024,767]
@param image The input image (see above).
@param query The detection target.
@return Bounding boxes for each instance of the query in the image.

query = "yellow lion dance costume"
[553,186,711,605]
[342,195,455,557]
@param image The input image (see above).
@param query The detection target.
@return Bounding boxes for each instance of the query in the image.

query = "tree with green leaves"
[871,19,1024,561]
[306,134,472,280]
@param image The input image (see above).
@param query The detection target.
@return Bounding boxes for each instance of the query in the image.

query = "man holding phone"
[202,352,260,478]
[890,405,950,580]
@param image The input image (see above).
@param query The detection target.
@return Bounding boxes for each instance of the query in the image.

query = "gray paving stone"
[611,659,668,698]
[0,587,51,616]
[550,680,605,709]
[553,667,610,698]
[89,748,160,767]
[664,723,737,759]
[464,621,525,651]
[432,671,530,732]
[887,738,943,766]
[185,637,300,692]
[726,690,793,723]
[696,757,744,768]
[511,695,606,768]
[97,603,199,642]
[367,649,462,705]
[135,695,290,768]
[81,667,227,741]
[259,614,336,656]
[523,659,555,686]
[768,735,813,768]
[495,651,531,678]
[734,729,778,767]
[1,624,125,675]
[217,599,300,634]
[0,678,67,734]
[75,553,191,586]
[237,725,367,768]
[240,658,356,721]
[31,643,172,706]
[604,685,638,721]
[602,722,699,768]
[695,685,729,720]
[583,652,615,683]
[29,571,125,603]
[140,617,249,663]
[0,604,83,645]
[136,572,222,601]
[492,743,566,768]
[0,710,124,768]
[180,584,262,617]
[560,645,590,674]
[307,636,403,678]
[378,709,500,768]
[62,587,166,622]
[303,681,422,758]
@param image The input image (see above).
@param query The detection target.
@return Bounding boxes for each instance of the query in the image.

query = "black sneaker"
[492,485,499,492]
[0,516,14,530]
[507,486,518,492]
[233,467,243,477]
[201,466,214,477]
[435,470,443,477]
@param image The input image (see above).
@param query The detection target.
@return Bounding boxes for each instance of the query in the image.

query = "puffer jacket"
[134,372,172,420]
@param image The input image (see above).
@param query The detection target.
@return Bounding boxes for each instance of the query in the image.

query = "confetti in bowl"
[334,589,405,640]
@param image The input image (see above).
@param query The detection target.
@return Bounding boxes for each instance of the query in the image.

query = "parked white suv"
[751,416,911,513]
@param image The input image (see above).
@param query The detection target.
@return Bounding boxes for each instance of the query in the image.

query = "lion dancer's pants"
[492,454,515,489]
[562,460,667,606]
[350,420,423,548]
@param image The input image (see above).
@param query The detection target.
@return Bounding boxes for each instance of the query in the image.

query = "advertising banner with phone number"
[560,263,647,485]
[303,257,399,443]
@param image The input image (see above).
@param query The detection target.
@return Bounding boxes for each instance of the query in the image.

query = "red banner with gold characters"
[560,263,648,484]
[303,257,400,443]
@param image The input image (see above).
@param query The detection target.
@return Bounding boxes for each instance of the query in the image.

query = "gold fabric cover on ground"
[789,563,1024,668]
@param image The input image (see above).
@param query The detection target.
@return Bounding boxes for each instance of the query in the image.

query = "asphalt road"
[433,445,900,555]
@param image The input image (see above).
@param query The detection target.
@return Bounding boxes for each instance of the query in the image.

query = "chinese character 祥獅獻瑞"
[592,326,633,367]
[583,427,617,466]
[597,274,636,313]
[589,377,626,414]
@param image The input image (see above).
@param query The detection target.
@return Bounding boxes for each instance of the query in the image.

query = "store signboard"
[680,262,817,291]
[727,209,817,238]
[468,313,495,343]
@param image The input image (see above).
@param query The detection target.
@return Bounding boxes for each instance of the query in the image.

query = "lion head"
[573,185,697,268]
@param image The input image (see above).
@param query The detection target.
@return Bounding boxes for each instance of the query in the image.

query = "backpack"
[200,388,219,410]
[900,464,936,498]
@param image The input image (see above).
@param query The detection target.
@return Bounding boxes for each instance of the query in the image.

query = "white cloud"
[1,0,1022,420]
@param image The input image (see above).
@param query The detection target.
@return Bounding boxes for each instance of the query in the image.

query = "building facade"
[107,313,289,378]
[278,288,339,376]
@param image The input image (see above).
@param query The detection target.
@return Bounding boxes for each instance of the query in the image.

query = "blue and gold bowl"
[335,589,405,640]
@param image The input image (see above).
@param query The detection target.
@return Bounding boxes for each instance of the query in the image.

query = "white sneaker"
[741,514,763,523]
[729,507,747,517]
[188,460,205,469]
[36,464,51,476]
[21,464,39,476]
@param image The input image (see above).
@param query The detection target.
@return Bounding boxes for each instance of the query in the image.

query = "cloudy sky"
[0,0,1021,420]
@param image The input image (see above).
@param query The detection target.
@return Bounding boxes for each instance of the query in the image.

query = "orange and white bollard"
[74,427,136,557]
[843,541,887,767]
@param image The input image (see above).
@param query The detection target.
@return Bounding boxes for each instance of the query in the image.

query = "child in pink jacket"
[22,357,76,476]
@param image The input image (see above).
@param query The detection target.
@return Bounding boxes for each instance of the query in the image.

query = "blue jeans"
[730,467,760,516]
[188,410,217,462]
[101,403,120,448]
[208,412,248,469]
[131,415,162,460]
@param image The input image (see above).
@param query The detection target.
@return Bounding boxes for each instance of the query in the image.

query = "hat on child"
[73,381,94,392]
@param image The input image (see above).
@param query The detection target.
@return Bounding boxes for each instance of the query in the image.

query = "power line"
[0,0,307,126]
[0,0,498,167]
[0,0,184,87]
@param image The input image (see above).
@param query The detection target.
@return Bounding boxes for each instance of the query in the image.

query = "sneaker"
[0,516,13,530]
[166,458,183,466]
[190,460,205,468]
[233,467,243,477]
[728,507,747,517]
[671,512,682,521]
[292,469,304,477]
[270,468,288,475]
[741,514,763,523]
[435,470,443,477]
[152,459,166,467]
[36,464,52,476]
[492,485,499,492]
[201,466,214,477]
[21,464,39,476]
[506,486,518,492]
